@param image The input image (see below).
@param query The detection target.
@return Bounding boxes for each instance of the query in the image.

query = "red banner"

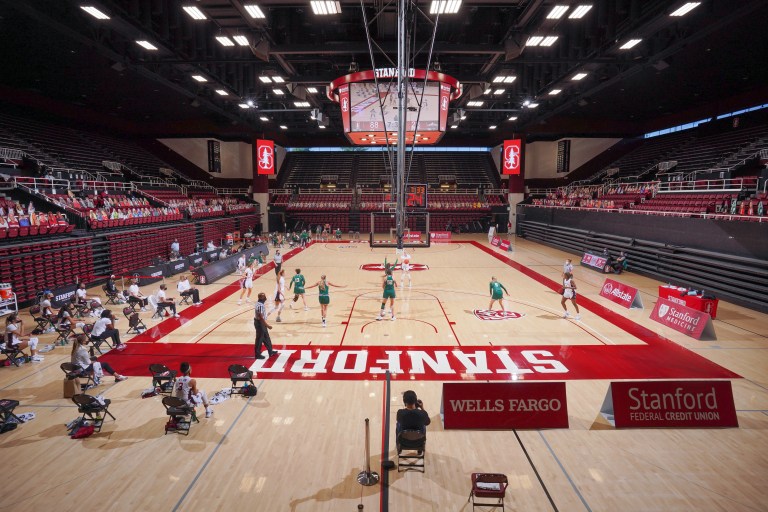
[255,139,275,175]
[499,239,511,251]
[491,236,500,246]
[600,278,643,309]
[442,382,568,429]
[339,84,351,133]
[605,381,738,428]
[658,286,719,319]
[650,297,715,340]
[430,231,452,241]
[439,83,451,131]
[502,139,522,175]
[403,231,422,240]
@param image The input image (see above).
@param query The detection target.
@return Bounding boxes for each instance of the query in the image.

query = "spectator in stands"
[92,309,125,350]
[173,362,214,418]
[128,279,149,311]
[71,334,127,384]
[0,216,7,229]
[155,284,180,318]
[206,240,216,251]
[177,274,202,305]
[170,239,180,259]
[4,313,43,362]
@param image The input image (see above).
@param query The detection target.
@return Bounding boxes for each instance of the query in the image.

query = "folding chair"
[148,295,165,320]
[72,394,115,433]
[124,308,147,334]
[102,285,121,305]
[150,364,178,394]
[162,396,198,435]
[178,292,192,306]
[54,322,75,346]
[60,362,94,390]
[468,473,508,510]
[2,334,28,367]
[0,399,23,433]
[29,305,54,333]
[396,430,426,473]
[227,364,255,396]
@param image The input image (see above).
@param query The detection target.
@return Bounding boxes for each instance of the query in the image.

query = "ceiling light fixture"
[238,103,251,109]
[310,1,341,15]
[215,89,228,96]
[280,125,288,130]
[569,5,593,18]
[527,102,539,108]
[259,76,272,83]
[546,5,569,19]
[503,76,516,83]
[191,75,207,82]
[549,89,562,95]
[450,124,458,129]
[494,89,505,95]
[244,4,266,19]
[259,116,269,121]
[467,101,484,107]
[670,2,701,17]
[272,88,284,95]
[526,36,544,46]
[619,39,642,50]
[294,101,310,107]
[540,36,559,47]
[508,116,518,121]
[571,72,588,80]
[306,87,318,93]
[182,6,206,20]
[80,6,110,20]
[216,36,235,47]
[272,76,285,83]
[489,125,497,130]
[430,0,463,14]
[492,76,505,83]
[233,35,249,46]
[136,40,158,51]
[484,88,492,95]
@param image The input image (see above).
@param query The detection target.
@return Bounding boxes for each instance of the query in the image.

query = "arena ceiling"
[0,0,767,145]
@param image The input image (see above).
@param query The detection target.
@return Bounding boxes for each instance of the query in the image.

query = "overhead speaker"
[652,60,669,71]
[504,39,524,61]
[250,39,270,62]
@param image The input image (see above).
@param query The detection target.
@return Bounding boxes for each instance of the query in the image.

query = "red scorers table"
[658,285,719,319]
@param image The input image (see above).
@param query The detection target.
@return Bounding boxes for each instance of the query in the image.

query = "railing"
[438,174,456,182]
[657,177,757,194]
[298,188,353,194]
[485,188,507,195]
[0,147,23,160]
[186,179,215,190]
[217,188,250,196]
[79,180,133,193]
[12,176,70,192]
[270,189,292,195]
[522,203,766,222]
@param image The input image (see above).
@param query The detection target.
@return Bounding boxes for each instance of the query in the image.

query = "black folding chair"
[29,305,54,332]
[124,308,146,334]
[72,394,115,433]
[103,285,121,305]
[178,292,192,306]
[396,430,427,473]
[60,362,94,390]
[162,396,198,435]
[228,364,255,395]
[85,323,113,355]
[0,399,23,433]
[2,333,28,367]
[54,322,75,345]
[150,364,178,394]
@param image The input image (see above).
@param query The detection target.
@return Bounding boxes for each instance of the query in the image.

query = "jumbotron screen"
[349,82,440,134]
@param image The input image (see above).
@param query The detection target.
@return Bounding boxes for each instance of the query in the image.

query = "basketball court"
[2,235,766,511]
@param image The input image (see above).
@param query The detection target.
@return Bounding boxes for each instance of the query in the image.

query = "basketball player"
[561,272,581,320]
[377,270,397,321]
[305,275,346,327]
[400,250,412,288]
[289,268,309,311]
[271,268,286,322]
[237,263,254,305]
[488,276,509,311]
[173,362,214,418]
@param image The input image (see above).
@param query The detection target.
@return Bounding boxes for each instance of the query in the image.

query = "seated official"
[611,251,628,274]
[396,390,430,436]
[177,274,202,305]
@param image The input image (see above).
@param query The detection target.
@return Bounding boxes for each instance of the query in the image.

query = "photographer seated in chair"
[396,390,430,453]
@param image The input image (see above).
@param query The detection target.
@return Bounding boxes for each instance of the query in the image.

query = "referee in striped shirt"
[254,292,277,359]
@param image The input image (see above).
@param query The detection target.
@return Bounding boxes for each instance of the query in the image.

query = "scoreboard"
[385,184,428,209]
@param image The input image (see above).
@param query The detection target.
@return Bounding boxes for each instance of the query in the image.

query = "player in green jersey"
[305,275,345,327]
[489,276,509,311]
[289,268,309,311]
[377,270,398,321]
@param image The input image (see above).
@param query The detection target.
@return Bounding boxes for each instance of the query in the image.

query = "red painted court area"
[100,241,740,381]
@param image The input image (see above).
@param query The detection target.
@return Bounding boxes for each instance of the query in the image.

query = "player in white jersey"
[271,268,286,322]
[237,263,254,305]
[173,362,213,418]
[400,250,412,288]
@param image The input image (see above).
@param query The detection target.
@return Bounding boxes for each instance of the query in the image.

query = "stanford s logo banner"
[658,303,669,318]
[473,309,525,321]
[256,139,275,175]
[360,263,429,272]
[502,139,522,175]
